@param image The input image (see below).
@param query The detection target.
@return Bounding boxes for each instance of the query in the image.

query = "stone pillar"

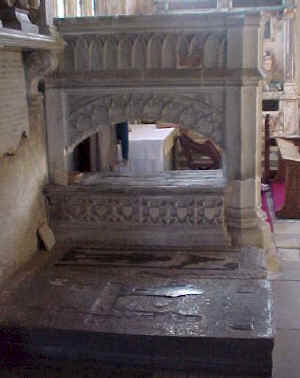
[296,0,300,97]
[50,0,58,18]
[64,0,78,17]
[81,0,94,16]
[225,14,266,247]
[282,9,296,82]
[95,0,140,16]
[134,0,155,14]
[126,0,136,14]
[39,0,55,34]
[217,0,232,9]
[45,88,69,183]
[94,0,107,15]
[281,8,299,134]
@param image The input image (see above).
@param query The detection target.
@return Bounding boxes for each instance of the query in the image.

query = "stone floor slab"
[272,281,300,329]
[0,249,273,377]
[273,221,300,235]
[274,234,300,249]
[277,248,300,261]
[273,329,300,378]
[269,261,300,281]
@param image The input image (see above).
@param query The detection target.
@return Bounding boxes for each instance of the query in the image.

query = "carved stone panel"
[48,193,225,227]
[67,92,224,150]
[61,31,227,74]
[0,50,29,156]
[45,180,230,249]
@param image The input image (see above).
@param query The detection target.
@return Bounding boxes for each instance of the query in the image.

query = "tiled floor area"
[267,193,300,378]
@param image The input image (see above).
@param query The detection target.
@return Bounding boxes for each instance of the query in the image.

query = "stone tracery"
[67,92,224,151]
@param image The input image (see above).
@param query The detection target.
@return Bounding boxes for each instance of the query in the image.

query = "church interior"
[1,0,300,377]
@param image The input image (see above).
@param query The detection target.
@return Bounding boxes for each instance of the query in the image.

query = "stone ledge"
[0,27,62,50]
[47,69,262,88]
[54,13,244,34]
[46,170,227,194]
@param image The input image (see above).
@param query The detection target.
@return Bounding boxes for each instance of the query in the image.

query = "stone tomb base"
[45,171,231,250]
[0,247,273,377]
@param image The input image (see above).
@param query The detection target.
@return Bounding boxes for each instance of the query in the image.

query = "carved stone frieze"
[60,31,226,73]
[48,194,225,226]
[67,92,224,149]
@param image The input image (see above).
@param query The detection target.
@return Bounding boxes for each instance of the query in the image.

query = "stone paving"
[266,191,300,378]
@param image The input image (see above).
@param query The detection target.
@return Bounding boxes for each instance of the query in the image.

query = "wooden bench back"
[178,133,221,170]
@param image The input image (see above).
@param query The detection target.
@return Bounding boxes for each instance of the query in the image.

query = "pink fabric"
[271,181,285,213]
[261,191,273,232]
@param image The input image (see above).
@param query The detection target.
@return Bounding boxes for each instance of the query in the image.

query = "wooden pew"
[275,136,300,219]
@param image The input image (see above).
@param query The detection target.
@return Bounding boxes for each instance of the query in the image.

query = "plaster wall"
[0,95,48,284]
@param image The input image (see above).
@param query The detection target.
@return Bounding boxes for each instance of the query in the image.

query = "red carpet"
[271,181,285,213]
[261,191,273,232]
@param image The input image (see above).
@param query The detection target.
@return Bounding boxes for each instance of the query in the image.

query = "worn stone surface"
[0,50,29,157]
[0,247,273,376]
[55,246,267,279]
[0,96,48,285]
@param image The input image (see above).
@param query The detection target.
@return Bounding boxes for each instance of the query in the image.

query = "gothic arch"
[67,92,224,152]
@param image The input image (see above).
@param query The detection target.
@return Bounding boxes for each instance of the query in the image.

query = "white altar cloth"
[128,124,176,175]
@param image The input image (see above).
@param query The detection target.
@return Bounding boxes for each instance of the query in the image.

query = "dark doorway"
[73,137,91,172]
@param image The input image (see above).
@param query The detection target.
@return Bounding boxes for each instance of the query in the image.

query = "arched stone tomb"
[45,13,265,249]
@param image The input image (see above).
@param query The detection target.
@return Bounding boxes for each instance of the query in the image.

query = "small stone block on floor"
[38,223,56,251]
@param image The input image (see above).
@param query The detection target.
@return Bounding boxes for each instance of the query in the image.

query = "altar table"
[128,124,176,175]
